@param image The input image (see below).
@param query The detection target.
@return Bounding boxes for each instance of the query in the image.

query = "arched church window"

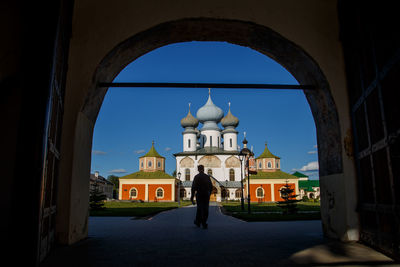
[141,161,143,168]
[230,138,232,147]
[130,188,137,198]
[157,161,161,168]
[207,169,213,176]
[235,189,242,198]
[229,169,235,181]
[188,139,191,148]
[256,187,264,198]
[276,161,279,168]
[267,161,272,168]
[210,136,213,147]
[156,188,164,198]
[148,161,152,167]
[258,162,262,168]
[185,168,190,181]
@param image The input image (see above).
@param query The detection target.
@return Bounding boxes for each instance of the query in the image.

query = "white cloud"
[92,150,107,155]
[308,150,317,154]
[165,147,172,151]
[134,149,146,154]
[300,161,319,171]
[108,169,127,174]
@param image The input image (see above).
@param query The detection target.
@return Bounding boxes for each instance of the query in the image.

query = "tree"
[276,180,300,214]
[107,175,119,199]
[89,182,107,210]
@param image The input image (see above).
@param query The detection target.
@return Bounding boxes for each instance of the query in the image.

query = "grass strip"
[90,201,191,217]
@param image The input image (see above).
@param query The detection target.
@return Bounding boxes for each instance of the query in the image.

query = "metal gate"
[339,1,400,259]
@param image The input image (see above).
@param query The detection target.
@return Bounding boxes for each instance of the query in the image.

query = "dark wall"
[0,1,72,265]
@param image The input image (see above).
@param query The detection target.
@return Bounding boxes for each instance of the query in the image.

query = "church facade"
[175,91,299,202]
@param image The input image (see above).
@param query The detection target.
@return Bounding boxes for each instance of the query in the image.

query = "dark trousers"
[195,196,210,226]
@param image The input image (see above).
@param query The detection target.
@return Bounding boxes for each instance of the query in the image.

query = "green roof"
[119,171,174,179]
[140,141,165,158]
[292,171,308,178]
[247,170,297,180]
[299,180,319,191]
[256,143,280,159]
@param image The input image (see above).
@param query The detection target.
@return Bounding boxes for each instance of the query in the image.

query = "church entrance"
[210,186,218,202]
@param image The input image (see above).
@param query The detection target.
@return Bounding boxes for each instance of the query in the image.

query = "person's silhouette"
[191,165,213,229]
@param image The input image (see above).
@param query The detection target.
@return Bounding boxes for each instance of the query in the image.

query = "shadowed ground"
[41,204,396,266]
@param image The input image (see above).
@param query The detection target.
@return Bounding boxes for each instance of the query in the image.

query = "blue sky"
[91,41,319,179]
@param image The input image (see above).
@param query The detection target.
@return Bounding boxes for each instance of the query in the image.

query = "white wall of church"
[183,133,197,152]
[223,132,238,151]
[176,155,243,182]
[200,130,221,148]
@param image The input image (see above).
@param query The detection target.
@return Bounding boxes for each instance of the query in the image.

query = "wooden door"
[37,0,71,262]
[339,1,400,259]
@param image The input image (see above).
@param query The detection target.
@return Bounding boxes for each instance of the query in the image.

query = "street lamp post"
[239,152,245,211]
[177,172,181,206]
[240,145,253,213]
[246,155,251,213]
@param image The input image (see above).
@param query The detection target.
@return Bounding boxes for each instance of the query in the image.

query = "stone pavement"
[41,204,397,267]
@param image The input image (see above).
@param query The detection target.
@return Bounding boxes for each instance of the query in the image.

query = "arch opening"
[66,18,345,247]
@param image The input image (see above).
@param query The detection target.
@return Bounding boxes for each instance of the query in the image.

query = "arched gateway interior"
[60,17,348,249]
[4,1,399,264]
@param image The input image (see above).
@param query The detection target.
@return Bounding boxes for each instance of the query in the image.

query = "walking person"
[191,165,213,229]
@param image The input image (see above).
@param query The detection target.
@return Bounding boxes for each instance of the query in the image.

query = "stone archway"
[83,18,342,177]
[63,18,351,244]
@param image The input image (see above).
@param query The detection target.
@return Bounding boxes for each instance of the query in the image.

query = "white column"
[145,184,149,201]
[271,184,275,201]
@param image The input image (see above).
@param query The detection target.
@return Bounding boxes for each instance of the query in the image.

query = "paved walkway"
[41,204,396,267]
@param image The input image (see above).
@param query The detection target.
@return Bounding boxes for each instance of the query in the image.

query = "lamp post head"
[240,147,253,157]
[178,172,181,180]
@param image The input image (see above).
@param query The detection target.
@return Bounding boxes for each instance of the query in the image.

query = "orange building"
[119,142,178,202]
[243,143,299,202]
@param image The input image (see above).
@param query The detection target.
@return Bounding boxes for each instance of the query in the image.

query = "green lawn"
[90,201,191,217]
[221,201,321,222]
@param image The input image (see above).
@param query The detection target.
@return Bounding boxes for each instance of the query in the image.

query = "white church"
[174,90,299,203]
[174,90,243,202]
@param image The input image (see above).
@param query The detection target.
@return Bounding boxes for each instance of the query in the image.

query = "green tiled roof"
[247,170,297,179]
[119,171,174,179]
[140,142,164,158]
[256,143,280,159]
[299,180,319,191]
[292,171,308,178]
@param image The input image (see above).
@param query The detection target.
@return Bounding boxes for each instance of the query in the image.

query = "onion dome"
[196,89,224,124]
[221,102,239,128]
[180,103,199,128]
[242,132,248,147]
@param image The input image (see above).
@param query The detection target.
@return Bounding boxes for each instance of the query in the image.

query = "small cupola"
[139,141,165,172]
[221,102,239,129]
[255,142,281,172]
[180,103,199,129]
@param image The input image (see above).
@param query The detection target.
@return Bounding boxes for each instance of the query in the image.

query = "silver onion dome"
[221,102,239,128]
[196,90,224,123]
[180,103,199,128]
